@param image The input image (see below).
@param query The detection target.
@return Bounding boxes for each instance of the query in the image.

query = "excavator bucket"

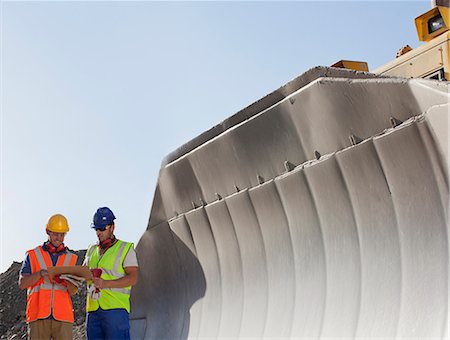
[129,67,449,339]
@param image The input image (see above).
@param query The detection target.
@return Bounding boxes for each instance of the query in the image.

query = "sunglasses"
[95,225,111,232]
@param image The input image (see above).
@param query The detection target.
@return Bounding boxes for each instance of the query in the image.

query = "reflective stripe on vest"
[26,246,77,323]
[86,240,133,313]
[29,282,69,294]
[86,244,96,257]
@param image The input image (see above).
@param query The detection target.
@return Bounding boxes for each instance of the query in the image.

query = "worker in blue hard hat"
[83,207,139,340]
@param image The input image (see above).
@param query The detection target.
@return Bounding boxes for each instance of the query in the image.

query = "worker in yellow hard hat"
[18,214,78,340]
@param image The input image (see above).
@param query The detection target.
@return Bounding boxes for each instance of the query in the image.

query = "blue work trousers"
[86,308,130,340]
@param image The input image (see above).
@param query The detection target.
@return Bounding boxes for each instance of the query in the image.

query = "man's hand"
[91,267,138,290]
[66,281,78,296]
[93,277,108,289]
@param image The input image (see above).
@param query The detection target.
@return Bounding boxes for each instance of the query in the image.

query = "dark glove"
[91,268,102,278]
[53,275,67,286]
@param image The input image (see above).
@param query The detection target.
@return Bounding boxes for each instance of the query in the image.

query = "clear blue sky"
[1,1,430,272]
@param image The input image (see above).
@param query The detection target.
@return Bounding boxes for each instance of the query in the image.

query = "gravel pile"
[0,250,87,339]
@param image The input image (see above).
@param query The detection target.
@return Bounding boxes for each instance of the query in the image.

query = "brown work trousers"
[28,319,73,340]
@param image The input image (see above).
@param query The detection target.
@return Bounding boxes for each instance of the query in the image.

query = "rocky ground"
[0,250,87,339]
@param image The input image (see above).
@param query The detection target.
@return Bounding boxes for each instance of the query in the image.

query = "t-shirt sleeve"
[82,250,89,266]
[83,245,96,267]
[123,246,139,268]
[20,254,32,275]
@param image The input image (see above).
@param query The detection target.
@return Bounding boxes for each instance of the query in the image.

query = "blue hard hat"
[91,207,116,229]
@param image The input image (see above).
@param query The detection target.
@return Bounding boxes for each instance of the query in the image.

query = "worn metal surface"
[130,67,449,339]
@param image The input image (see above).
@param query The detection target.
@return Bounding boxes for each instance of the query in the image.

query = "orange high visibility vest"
[26,246,77,323]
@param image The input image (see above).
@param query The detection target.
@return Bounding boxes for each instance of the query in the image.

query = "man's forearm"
[104,275,136,288]
[19,272,42,290]
[93,267,139,289]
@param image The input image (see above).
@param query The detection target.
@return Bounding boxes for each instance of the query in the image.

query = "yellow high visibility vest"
[86,240,133,313]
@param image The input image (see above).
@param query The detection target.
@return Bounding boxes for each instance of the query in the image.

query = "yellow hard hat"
[46,214,69,233]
